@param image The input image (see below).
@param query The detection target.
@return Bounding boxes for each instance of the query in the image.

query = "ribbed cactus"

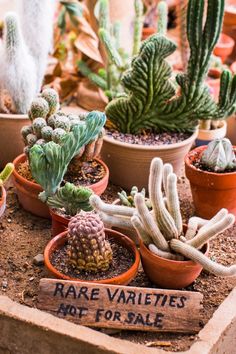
[201,138,236,172]
[0,12,37,114]
[46,182,93,216]
[106,0,236,134]
[91,157,236,278]
[67,213,113,272]
[0,163,14,186]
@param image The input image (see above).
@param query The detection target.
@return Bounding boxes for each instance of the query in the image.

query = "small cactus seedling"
[67,213,113,272]
[90,157,236,277]
[118,186,151,209]
[46,182,93,216]
[201,138,236,172]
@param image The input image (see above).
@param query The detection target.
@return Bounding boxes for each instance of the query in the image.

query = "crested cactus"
[201,138,236,172]
[91,156,236,278]
[67,213,113,272]
[106,0,236,134]
[46,182,93,216]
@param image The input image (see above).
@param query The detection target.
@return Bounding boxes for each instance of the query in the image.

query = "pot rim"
[185,145,236,177]
[103,129,198,151]
[0,113,28,120]
[140,239,209,266]
[13,153,109,192]
[0,185,6,204]
[44,228,140,283]
[198,120,226,133]
[216,33,235,48]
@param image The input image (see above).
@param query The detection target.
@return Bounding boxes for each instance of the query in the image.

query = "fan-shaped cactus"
[201,138,236,172]
[67,213,113,272]
[46,182,93,216]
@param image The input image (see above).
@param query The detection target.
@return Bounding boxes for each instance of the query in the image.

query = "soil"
[106,129,191,146]
[193,158,236,173]
[50,238,134,281]
[0,175,236,352]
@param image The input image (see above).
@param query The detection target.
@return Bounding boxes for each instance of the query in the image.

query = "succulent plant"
[105,0,236,134]
[0,163,14,186]
[91,157,236,277]
[118,186,151,209]
[201,138,236,172]
[67,213,113,272]
[46,182,93,216]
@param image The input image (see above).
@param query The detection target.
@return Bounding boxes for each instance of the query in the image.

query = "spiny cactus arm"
[98,29,123,68]
[134,193,170,252]
[118,191,132,207]
[166,173,183,235]
[170,239,236,277]
[163,163,173,195]
[212,71,236,119]
[197,209,228,235]
[132,0,144,56]
[185,216,209,240]
[149,158,178,240]
[78,61,107,90]
[157,1,168,36]
[131,215,152,245]
[187,213,235,249]
[149,243,184,261]
[113,21,121,50]
[89,195,134,217]
[0,163,14,185]
[100,212,134,231]
[98,0,110,32]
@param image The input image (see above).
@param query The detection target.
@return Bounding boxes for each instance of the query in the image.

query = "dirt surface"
[0,176,235,352]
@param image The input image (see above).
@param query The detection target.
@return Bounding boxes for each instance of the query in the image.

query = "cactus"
[29,97,50,120]
[67,213,113,272]
[201,138,236,172]
[91,156,236,278]
[0,163,14,186]
[157,1,168,36]
[117,186,151,209]
[41,88,59,115]
[0,13,37,114]
[46,182,93,216]
[106,0,236,134]
[132,0,144,56]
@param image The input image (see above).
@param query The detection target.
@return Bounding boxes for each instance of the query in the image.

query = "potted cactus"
[185,138,236,219]
[0,1,55,167]
[0,163,14,217]
[100,0,236,189]
[12,88,108,219]
[44,212,140,285]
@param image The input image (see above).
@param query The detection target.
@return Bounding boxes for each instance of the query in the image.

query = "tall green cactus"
[106,0,236,134]
[29,111,106,199]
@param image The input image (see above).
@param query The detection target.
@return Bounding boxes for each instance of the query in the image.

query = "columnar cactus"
[46,183,93,216]
[67,213,113,272]
[201,138,236,172]
[106,0,236,134]
[90,157,236,277]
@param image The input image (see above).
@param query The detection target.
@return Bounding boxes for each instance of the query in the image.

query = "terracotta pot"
[226,115,236,145]
[50,209,69,237]
[44,228,140,285]
[0,113,29,168]
[223,4,236,60]
[206,77,221,100]
[213,33,235,63]
[230,61,236,74]
[142,27,156,40]
[195,120,227,147]
[101,130,198,190]
[0,185,7,218]
[140,240,209,289]
[12,154,50,219]
[185,145,236,219]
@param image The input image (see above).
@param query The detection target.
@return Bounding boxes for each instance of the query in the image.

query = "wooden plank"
[37,278,203,333]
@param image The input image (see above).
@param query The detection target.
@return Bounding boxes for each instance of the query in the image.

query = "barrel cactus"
[67,213,113,272]
[201,138,236,172]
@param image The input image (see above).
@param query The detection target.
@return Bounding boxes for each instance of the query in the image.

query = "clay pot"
[0,185,7,218]
[230,61,236,74]
[139,240,209,289]
[44,228,140,285]
[50,209,69,237]
[226,115,236,145]
[12,154,50,219]
[101,130,198,190]
[213,33,235,63]
[0,113,29,168]
[185,145,236,219]
[195,120,227,147]
[142,27,156,40]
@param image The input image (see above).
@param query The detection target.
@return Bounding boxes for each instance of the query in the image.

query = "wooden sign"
[37,278,203,333]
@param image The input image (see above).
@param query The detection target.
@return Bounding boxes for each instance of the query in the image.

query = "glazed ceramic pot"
[0,113,29,168]
[139,240,209,289]
[213,33,235,63]
[12,154,50,219]
[0,185,7,218]
[44,228,140,285]
[195,120,227,147]
[101,130,198,190]
[185,145,236,219]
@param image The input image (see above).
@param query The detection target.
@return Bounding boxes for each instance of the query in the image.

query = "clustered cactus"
[201,138,236,172]
[46,182,93,217]
[118,186,151,209]
[90,157,236,277]
[106,0,236,134]
[67,213,113,272]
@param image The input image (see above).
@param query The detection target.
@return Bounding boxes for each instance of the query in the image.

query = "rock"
[33,254,44,266]
[2,279,8,290]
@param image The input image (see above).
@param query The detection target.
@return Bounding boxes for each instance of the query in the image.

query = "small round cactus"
[29,97,49,120]
[26,133,37,147]
[41,88,59,115]
[54,115,71,132]
[36,138,46,146]
[67,213,113,272]
[51,128,66,143]
[21,125,33,140]
[47,114,57,128]
[41,126,53,141]
[32,117,47,138]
